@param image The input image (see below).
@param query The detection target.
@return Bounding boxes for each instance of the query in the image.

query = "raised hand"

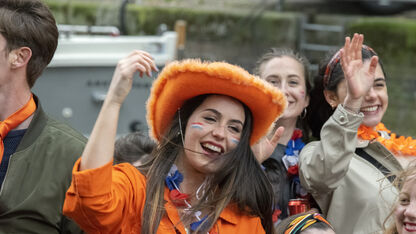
[80,50,157,170]
[340,34,378,112]
[106,50,158,106]
[252,126,284,163]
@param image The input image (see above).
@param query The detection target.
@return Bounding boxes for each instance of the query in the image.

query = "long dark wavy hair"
[254,48,312,218]
[138,94,275,234]
[306,46,385,139]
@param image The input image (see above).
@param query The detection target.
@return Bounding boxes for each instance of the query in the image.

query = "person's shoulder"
[113,163,147,187]
[302,141,320,151]
[44,114,87,145]
[221,204,264,228]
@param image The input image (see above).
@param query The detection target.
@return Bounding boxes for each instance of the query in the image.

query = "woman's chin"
[362,116,382,128]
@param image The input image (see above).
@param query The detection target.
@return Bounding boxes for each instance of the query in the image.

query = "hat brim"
[146,59,286,145]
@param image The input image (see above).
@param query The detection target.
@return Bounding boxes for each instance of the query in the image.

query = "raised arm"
[80,50,157,170]
[299,34,378,193]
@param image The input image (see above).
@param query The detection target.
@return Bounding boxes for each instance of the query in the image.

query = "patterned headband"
[323,45,377,88]
[284,213,333,234]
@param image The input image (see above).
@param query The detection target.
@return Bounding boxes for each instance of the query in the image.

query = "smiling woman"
[300,33,416,234]
[62,51,286,234]
[385,162,416,234]
[253,48,314,223]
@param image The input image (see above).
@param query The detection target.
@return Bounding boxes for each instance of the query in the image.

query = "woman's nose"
[278,82,289,97]
[404,200,416,219]
[364,87,377,101]
[211,125,226,139]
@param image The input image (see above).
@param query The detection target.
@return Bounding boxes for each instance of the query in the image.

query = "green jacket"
[0,98,86,233]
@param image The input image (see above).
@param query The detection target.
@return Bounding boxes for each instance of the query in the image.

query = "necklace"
[357,123,416,156]
[165,165,207,231]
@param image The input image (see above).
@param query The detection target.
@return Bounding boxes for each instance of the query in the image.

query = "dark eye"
[228,125,241,134]
[266,78,279,86]
[400,199,409,205]
[203,116,216,122]
[399,196,410,205]
[375,82,385,88]
[289,80,299,86]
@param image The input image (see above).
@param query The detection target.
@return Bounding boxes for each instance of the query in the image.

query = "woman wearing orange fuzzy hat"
[63,50,286,233]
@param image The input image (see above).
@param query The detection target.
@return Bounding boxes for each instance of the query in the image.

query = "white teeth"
[405,223,416,231]
[361,106,377,112]
[202,143,222,153]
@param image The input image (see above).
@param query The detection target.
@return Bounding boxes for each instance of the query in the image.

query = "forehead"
[261,56,305,76]
[193,95,245,119]
[401,175,416,192]
[363,61,385,79]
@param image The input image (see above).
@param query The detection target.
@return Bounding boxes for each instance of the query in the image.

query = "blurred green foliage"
[44,0,298,46]
[44,0,416,137]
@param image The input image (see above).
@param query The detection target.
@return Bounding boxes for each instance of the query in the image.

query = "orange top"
[63,159,265,234]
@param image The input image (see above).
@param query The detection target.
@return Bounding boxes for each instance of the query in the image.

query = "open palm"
[251,126,284,163]
[341,34,378,101]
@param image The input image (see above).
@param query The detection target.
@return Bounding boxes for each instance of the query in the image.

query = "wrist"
[343,96,362,114]
[103,97,123,110]
[342,104,360,114]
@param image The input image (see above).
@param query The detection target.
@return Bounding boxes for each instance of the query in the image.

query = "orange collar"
[163,186,238,233]
[357,123,416,156]
[0,94,36,161]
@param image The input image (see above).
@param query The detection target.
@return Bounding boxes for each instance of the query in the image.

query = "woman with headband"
[63,50,287,233]
[299,33,415,233]
[275,212,335,234]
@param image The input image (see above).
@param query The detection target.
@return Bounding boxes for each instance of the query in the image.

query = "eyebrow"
[204,108,244,126]
[266,75,280,79]
[399,192,410,196]
[374,78,386,82]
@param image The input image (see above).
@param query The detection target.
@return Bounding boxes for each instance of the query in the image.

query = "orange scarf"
[0,95,36,162]
[357,123,416,156]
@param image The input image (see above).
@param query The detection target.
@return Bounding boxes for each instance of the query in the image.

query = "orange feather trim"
[357,123,416,156]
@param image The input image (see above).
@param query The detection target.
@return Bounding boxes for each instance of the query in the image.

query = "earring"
[300,108,307,119]
[177,108,185,144]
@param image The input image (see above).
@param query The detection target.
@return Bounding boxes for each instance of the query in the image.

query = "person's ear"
[9,47,32,69]
[304,94,310,109]
[323,90,338,109]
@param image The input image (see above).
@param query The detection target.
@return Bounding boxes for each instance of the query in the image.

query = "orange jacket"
[63,159,266,234]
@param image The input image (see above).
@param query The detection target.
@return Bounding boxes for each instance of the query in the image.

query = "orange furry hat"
[146,59,286,145]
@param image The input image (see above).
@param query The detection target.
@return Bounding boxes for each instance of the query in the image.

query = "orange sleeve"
[63,158,146,233]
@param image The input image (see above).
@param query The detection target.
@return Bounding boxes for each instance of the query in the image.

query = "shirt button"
[339,115,346,123]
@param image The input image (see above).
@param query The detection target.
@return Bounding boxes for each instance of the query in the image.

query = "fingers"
[340,48,347,74]
[342,36,351,63]
[269,126,285,147]
[349,33,363,61]
[368,55,379,76]
[123,50,158,77]
[356,34,363,62]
